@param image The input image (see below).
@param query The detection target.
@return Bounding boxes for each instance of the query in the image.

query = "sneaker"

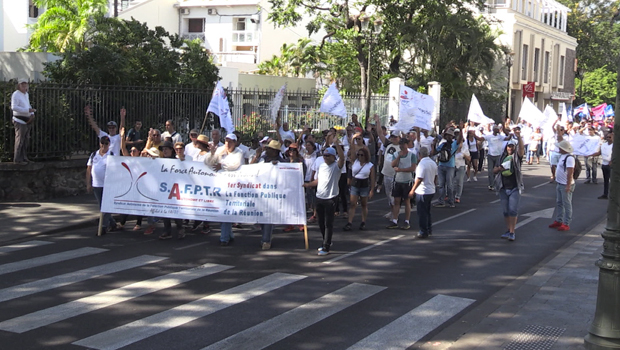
[159,233,172,240]
[557,224,570,231]
[262,242,271,250]
[343,222,352,231]
[598,195,609,200]
[473,176,478,182]
[417,232,429,239]
[318,250,330,256]
[466,177,471,182]
[584,179,591,184]
[449,204,456,208]
[342,212,348,219]
[400,224,410,230]
[359,222,366,230]
[283,225,296,232]
[383,212,393,220]
[433,203,446,208]
[376,187,381,193]
[508,233,515,241]
[143,225,155,235]
[233,223,242,229]
[548,221,562,228]
[220,241,229,246]
[177,228,186,240]
[386,222,399,229]
[455,198,460,203]
[501,231,510,239]
[308,216,317,223]
[593,180,598,184]
[132,225,141,231]
[318,243,333,251]
[488,186,494,191]
[201,227,212,234]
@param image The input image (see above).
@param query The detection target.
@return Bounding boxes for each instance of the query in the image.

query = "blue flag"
[604,104,614,117]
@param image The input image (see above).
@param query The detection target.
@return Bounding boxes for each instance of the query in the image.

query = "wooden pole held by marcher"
[303,225,309,250]
[97,212,104,236]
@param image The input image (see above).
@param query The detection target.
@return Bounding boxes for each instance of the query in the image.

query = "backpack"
[563,155,582,180]
[437,141,455,163]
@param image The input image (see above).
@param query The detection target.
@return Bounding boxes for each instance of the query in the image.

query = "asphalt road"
[0,162,607,350]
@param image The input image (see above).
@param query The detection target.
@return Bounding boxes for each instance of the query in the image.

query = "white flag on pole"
[518,97,546,127]
[467,94,495,125]
[391,85,434,132]
[320,82,347,118]
[541,104,558,139]
[270,84,286,123]
[207,81,235,133]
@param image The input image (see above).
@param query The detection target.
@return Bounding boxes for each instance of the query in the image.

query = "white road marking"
[433,209,477,226]
[346,294,475,350]
[533,181,551,189]
[174,242,209,250]
[73,273,305,350]
[0,255,166,303]
[0,240,53,254]
[0,247,107,276]
[0,263,232,333]
[202,283,386,350]
[323,235,405,264]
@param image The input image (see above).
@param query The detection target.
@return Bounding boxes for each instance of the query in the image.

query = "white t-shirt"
[381,144,400,177]
[302,151,317,182]
[455,147,470,168]
[316,161,342,199]
[185,143,200,160]
[162,131,182,144]
[279,127,295,142]
[419,135,434,152]
[415,157,438,195]
[529,132,542,148]
[351,160,373,179]
[601,142,613,165]
[193,152,208,162]
[484,134,506,156]
[87,150,111,187]
[98,130,121,157]
[556,154,575,185]
[237,143,250,163]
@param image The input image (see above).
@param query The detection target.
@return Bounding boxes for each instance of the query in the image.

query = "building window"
[559,55,565,86]
[29,0,39,18]
[543,51,550,84]
[234,18,247,31]
[521,44,529,81]
[533,48,540,83]
[188,18,205,33]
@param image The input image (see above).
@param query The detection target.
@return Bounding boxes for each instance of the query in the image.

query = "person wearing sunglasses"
[85,105,125,157]
[86,136,119,236]
[343,146,375,231]
[184,129,201,160]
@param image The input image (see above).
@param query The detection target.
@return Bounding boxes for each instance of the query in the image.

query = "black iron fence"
[1,81,390,161]
[440,98,506,127]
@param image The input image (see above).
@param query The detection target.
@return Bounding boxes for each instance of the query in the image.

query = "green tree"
[577,67,617,106]
[27,0,108,52]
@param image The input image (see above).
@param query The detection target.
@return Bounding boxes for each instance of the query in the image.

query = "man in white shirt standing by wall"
[11,78,36,165]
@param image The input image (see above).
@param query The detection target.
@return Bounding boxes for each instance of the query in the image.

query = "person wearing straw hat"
[11,78,36,164]
[549,140,576,231]
[192,134,211,162]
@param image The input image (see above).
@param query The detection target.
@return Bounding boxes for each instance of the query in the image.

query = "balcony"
[182,33,206,42]
[216,52,257,64]
[231,31,258,45]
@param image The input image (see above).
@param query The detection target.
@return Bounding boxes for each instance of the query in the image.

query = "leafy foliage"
[576,67,617,106]
[43,17,219,86]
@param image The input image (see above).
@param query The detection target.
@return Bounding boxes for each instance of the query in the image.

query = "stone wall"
[0,160,87,201]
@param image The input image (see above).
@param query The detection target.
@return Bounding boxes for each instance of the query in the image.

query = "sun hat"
[557,140,574,153]
[196,135,209,145]
[266,140,281,150]
[146,147,160,157]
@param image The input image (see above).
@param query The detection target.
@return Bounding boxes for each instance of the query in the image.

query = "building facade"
[0,0,39,52]
[485,0,578,119]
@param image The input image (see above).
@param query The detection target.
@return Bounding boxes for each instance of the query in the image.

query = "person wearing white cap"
[548,140,577,232]
[205,133,244,246]
[11,78,36,164]
[85,105,125,157]
[492,134,524,242]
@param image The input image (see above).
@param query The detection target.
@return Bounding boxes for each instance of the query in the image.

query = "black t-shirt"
[127,128,144,151]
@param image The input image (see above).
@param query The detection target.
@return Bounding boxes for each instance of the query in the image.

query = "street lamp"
[583,39,620,350]
[505,51,514,121]
[360,16,383,128]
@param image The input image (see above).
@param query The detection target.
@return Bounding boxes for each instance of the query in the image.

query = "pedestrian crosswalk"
[0,240,476,349]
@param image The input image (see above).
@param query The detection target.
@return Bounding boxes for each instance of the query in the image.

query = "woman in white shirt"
[454,144,470,203]
[343,147,375,231]
[528,127,542,165]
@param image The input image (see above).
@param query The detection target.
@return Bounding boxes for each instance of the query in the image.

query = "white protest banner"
[101,157,306,225]
[541,105,558,139]
[572,134,601,156]
[320,82,347,118]
[391,86,434,132]
[517,97,546,127]
[467,94,495,125]
[207,81,235,133]
[271,84,286,123]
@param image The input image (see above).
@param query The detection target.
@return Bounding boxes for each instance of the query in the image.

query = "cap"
[100,135,110,143]
[17,78,28,84]
[389,132,400,138]
[506,139,518,147]
[189,129,199,136]
[266,140,281,150]
[444,129,455,136]
[260,136,270,143]
[225,133,237,141]
[159,141,174,150]
[323,147,337,156]
[289,143,299,149]
[107,121,118,127]
[454,128,461,133]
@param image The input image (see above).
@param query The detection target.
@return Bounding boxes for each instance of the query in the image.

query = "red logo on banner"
[522,82,535,98]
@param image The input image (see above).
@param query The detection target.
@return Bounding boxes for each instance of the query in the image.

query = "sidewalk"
[0,194,100,243]
[423,221,605,350]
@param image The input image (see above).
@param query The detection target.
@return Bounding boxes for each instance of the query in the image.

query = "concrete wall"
[118,0,179,35]
[0,52,60,81]
[1,0,32,52]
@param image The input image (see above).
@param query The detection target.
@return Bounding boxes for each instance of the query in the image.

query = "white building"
[0,0,39,52]
[483,0,577,118]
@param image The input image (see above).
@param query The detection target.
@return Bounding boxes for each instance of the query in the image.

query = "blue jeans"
[220,222,234,243]
[453,166,466,199]
[437,165,455,205]
[92,187,116,229]
[261,224,274,243]
[524,144,530,163]
[499,188,520,217]
[416,193,434,235]
[555,183,575,225]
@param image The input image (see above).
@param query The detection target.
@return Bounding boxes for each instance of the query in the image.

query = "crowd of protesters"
[83,105,614,255]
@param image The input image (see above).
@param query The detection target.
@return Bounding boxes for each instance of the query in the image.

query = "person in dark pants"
[86,136,118,235]
[591,133,613,199]
[408,147,437,238]
[11,78,36,165]
[303,134,345,256]
[158,141,185,240]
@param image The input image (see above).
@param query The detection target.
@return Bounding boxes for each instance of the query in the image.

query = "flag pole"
[303,225,309,250]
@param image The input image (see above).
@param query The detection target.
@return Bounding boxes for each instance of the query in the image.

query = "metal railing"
[1,82,390,161]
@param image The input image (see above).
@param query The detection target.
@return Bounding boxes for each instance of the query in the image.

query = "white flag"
[320,82,347,118]
[391,85,434,132]
[270,84,286,123]
[518,97,545,127]
[207,81,235,133]
[467,94,495,125]
[541,105,558,139]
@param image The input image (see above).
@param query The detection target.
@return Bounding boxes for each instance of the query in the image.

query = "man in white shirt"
[549,140,576,232]
[276,116,296,142]
[184,129,201,160]
[303,135,345,256]
[162,119,182,144]
[590,133,613,199]
[473,125,510,190]
[85,105,125,157]
[11,78,36,164]
[409,147,437,238]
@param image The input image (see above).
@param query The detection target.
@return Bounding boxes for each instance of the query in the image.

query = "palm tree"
[27,0,108,52]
